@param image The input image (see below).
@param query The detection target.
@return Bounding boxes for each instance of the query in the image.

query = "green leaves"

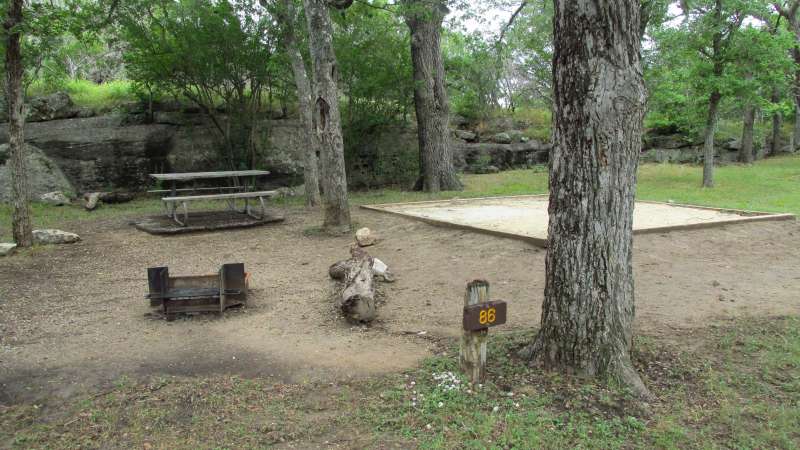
[646,0,796,134]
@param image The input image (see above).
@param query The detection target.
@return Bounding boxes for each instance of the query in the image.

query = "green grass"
[635,155,800,214]
[27,79,137,111]
[3,318,799,448]
[1,154,798,242]
[352,153,800,216]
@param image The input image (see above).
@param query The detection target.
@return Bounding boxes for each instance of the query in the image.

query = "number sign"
[463,300,507,331]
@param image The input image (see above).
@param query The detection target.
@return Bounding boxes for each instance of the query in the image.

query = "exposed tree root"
[518,333,655,401]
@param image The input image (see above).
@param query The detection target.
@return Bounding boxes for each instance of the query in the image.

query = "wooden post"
[460,280,489,384]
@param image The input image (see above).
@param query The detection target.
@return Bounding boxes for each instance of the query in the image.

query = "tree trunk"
[303,0,351,232]
[769,87,782,157]
[738,103,755,163]
[522,0,651,399]
[702,0,723,188]
[281,0,322,207]
[5,0,33,247]
[403,0,462,193]
[793,102,800,153]
[794,54,800,152]
[702,91,721,188]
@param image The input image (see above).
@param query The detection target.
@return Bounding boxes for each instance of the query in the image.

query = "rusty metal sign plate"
[463,300,507,331]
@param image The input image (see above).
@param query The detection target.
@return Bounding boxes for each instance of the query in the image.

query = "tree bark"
[303,0,351,232]
[5,0,33,247]
[793,49,800,152]
[702,91,721,187]
[279,0,322,207]
[702,0,724,188]
[776,4,800,152]
[522,0,651,399]
[769,87,782,157]
[403,0,462,193]
[329,247,376,322]
[739,103,755,163]
[793,101,800,153]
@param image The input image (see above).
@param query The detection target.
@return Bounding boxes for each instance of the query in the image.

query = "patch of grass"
[636,154,800,215]
[0,198,231,241]
[2,318,798,448]
[2,153,798,242]
[354,153,800,217]
[512,107,552,142]
[27,79,137,111]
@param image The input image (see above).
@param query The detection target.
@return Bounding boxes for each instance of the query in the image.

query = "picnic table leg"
[245,196,266,220]
[171,201,187,226]
[170,181,177,217]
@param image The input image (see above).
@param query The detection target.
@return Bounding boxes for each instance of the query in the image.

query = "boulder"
[27,92,78,122]
[0,243,16,257]
[39,191,70,205]
[722,138,740,151]
[32,229,81,245]
[454,130,477,142]
[643,133,696,150]
[507,130,525,143]
[355,227,378,247]
[490,132,513,144]
[640,148,701,164]
[0,144,75,203]
[450,114,469,127]
[452,139,551,173]
[75,108,96,119]
[84,192,101,210]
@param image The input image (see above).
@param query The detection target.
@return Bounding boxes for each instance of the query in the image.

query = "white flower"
[492,406,500,413]
[437,402,443,408]
[426,424,432,430]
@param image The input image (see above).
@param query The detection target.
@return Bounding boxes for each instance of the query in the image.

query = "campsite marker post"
[459,280,507,384]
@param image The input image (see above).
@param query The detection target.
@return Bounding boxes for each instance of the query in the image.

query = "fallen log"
[329,247,376,323]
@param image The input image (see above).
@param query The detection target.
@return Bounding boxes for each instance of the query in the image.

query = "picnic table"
[149,170,277,226]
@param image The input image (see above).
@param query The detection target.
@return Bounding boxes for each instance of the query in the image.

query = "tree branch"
[327,0,354,9]
[497,1,528,44]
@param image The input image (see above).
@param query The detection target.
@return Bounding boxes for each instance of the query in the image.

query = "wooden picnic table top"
[149,170,270,182]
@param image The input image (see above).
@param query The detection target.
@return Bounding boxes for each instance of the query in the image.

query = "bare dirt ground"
[1,207,798,405]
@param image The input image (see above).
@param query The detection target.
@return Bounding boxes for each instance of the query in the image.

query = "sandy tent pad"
[362,195,795,246]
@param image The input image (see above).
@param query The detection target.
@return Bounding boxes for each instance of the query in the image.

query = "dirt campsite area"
[1,206,799,404]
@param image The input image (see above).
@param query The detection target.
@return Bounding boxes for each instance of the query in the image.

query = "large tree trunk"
[403,0,462,193]
[5,0,32,247]
[702,91,721,187]
[280,0,322,207]
[303,0,351,232]
[523,0,650,398]
[738,103,755,163]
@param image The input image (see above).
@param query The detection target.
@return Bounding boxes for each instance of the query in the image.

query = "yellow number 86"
[479,307,497,325]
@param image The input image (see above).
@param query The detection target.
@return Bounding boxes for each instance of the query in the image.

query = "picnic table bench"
[150,170,277,226]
